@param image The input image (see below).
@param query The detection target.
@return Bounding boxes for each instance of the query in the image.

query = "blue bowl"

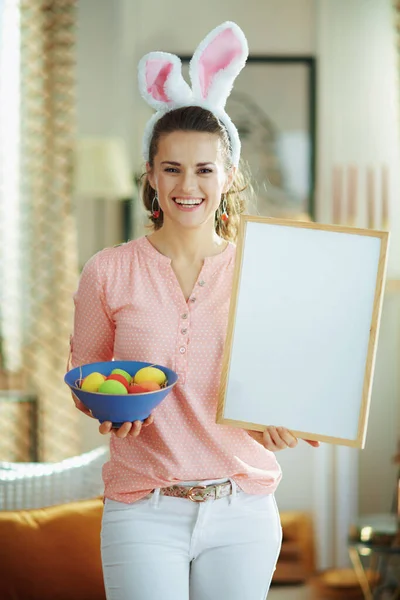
[64,360,178,427]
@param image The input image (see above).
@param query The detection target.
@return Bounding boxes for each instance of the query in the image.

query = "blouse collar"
[137,235,235,272]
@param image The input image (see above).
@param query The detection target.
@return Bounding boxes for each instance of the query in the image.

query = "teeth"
[174,198,203,206]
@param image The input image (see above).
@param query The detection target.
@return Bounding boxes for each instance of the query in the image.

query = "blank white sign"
[217,217,389,447]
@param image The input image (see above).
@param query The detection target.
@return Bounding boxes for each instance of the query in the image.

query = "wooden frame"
[216,215,389,448]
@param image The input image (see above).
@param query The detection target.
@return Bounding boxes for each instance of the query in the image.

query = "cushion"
[0,497,106,600]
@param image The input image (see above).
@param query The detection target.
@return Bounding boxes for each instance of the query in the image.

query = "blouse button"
[179,347,186,354]
[190,297,196,303]
[182,313,188,319]
[181,328,187,335]
[198,280,205,286]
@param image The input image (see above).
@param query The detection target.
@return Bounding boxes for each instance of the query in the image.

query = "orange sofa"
[0,497,106,600]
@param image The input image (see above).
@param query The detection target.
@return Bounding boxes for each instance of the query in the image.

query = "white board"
[217,216,389,448]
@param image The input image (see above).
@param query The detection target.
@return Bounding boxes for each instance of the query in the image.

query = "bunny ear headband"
[138,21,249,167]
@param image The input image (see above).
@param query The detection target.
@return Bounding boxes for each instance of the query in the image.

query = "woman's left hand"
[248,426,320,451]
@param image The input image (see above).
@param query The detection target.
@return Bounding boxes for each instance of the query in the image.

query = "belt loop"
[150,487,161,509]
[228,478,237,505]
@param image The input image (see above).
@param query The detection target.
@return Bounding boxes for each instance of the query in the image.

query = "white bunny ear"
[189,22,248,110]
[138,52,192,111]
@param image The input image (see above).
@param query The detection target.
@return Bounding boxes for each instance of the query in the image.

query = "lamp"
[73,137,135,255]
[73,137,133,199]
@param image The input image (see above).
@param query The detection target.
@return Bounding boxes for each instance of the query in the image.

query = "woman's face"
[147,130,234,232]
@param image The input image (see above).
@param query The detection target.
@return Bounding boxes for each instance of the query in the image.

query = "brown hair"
[140,106,252,243]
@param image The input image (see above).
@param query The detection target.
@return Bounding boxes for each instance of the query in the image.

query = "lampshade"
[73,137,134,199]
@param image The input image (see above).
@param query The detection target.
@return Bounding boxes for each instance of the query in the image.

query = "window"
[0,0,21,371]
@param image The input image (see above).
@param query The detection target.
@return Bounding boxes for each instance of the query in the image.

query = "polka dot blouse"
[70,236,282,503]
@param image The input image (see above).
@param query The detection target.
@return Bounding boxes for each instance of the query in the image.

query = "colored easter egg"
[98,380,128,395]
[81,372,106,392]
[134,367,166,386]
[139,380,161,392]
[107,374,129,390]
[127,383,148,394]
[111,368,132,384]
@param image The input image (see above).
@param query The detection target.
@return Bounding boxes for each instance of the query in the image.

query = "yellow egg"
[81,372,106,392]
[134,367,166,386]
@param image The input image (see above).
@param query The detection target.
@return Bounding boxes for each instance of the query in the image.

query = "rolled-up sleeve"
[69,252,115,369]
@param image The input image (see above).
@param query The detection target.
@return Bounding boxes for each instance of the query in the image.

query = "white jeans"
[101,478,282,600]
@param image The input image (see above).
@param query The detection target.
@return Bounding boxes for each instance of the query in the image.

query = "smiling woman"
[140,106,250,243]
[70,21,320,600]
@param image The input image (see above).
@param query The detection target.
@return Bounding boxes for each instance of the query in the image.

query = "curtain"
[0,0,32,460]
[18,0,80,461]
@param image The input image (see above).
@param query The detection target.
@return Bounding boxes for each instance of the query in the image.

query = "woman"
[70,22,319,600]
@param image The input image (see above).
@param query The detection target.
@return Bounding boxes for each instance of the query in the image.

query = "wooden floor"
[268,585,311,599]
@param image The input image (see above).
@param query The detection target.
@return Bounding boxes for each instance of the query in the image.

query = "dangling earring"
[152,191,160,219]
[220,194,228,222]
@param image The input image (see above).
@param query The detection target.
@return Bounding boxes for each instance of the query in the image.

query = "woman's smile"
[172,196,205,211]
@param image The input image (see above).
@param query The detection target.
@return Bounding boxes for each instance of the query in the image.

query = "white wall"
[316,0,400,515]
[316,0,400,277]
[313,0,400,566]
[359,292,400,514]
[76,0,400,569]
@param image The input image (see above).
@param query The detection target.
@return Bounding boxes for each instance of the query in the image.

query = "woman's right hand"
[99,416,154,438]
[71,392,154,438]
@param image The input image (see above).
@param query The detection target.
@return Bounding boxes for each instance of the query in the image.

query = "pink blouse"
[70,236,281,503]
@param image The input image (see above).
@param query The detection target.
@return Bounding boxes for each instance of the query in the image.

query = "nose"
[179,171,197,195]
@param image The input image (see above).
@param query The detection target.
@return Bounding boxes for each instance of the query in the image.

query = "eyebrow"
[160,161,215,167]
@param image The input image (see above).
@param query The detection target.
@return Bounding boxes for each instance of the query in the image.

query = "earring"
[220,194,229,222]
[152,192,160,218]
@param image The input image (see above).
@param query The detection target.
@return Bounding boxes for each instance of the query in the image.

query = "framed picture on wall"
[180,56,317,220]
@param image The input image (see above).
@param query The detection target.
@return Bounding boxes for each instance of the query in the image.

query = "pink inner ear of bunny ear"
[198,28,243,99]
[146,59,173,102]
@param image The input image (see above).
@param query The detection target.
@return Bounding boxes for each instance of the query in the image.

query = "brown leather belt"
[161,481,237,503]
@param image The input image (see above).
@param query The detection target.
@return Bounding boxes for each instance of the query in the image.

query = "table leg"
[349,546,374,600]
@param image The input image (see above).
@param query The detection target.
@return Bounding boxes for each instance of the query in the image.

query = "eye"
[164,167,179,173]
[198,168,213,174]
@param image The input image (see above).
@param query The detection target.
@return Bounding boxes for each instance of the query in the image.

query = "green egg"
[98,380,128,395]
[111,368,132,384]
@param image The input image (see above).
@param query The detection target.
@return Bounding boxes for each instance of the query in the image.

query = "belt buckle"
[187,485,208,502]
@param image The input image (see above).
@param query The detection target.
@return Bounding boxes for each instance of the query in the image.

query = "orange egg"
[139,380,161,392]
